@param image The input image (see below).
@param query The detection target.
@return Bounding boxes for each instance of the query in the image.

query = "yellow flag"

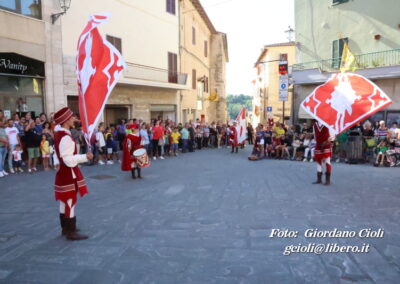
[340,42,356,73]
[33,78,39,94]
[207,91,219,102]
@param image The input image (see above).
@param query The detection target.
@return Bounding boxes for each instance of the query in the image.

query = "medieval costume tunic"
[228,125,239,153]
[121,131,144,179]
[313,121,333,185]
[53,107,89,240]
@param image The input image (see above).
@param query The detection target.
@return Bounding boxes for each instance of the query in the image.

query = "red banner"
[301,73,392,135]
[77,14,126,141]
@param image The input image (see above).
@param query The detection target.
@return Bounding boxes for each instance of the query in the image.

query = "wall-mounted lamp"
[51,0,71,24]
[374,34,381,40]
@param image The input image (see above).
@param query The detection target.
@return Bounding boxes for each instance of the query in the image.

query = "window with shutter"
[106,35,122,54]
[333,0,349,5]
[192,69,197,89]
[332,38,348,68]
[168,52,178,83]
[166,0,176,15]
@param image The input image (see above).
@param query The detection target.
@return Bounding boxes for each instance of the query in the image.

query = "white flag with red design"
[301,73,392,135]
[236,107,247,144]
[76,14,126,141]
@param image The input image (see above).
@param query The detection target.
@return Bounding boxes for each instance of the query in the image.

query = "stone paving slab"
[0,147,399,283]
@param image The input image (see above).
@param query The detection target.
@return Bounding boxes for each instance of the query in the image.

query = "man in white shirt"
[96,125,106,165]
[5,119,21,174]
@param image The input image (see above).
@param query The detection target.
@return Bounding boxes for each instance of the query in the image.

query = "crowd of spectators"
[0,110,242,178]
[1,108,399,179]
[247,120,400,167]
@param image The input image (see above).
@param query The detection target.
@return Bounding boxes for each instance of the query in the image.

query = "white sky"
[200,0,295,96]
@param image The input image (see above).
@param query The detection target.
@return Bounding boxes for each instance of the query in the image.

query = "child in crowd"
[304,136,316,162]
[171,128,181,156]
[163,129,171,156]
[12,144,23,173]
[374,140,389,167]
[105,127,114,164]
[96,125,106,165]
[302,133,312,161]
[40,134,50,170]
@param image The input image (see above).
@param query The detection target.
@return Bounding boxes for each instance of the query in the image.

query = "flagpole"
[80,89,92,152]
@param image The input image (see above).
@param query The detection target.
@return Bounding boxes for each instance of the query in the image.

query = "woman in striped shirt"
[375,120,388,141]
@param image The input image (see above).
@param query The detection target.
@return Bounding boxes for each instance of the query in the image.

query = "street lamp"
[285,26,295,42]
[51,0,71,24]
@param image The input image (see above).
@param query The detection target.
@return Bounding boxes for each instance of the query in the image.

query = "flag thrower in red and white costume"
[301,73,392,185]
[53,107,94,241]
[229,121,239,153]
[121,126,149,179]
[236,107,247,148]
[76,14,126,145]
[312,121,334,185]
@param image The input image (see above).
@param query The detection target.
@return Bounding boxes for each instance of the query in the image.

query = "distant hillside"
[227,94,253,119]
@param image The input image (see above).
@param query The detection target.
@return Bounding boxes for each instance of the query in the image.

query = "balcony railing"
[292,48,400,72]
[124,62,188,85]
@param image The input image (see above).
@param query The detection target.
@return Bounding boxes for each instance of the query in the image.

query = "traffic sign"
[279,75,289,102]
[266,106,272,112]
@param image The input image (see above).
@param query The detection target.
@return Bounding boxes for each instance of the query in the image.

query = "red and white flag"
[76,14,126,141]
[301,73,392,135]
[236,107,247,144]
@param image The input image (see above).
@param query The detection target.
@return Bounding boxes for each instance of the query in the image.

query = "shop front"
[0,52,45,119]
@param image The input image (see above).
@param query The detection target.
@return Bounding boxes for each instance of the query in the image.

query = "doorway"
[105,105,130,126]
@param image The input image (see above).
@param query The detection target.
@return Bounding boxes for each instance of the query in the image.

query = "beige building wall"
[0,0,65,115]
[179,0,228,123]
[255,43,295,123]
[61,0,184,124]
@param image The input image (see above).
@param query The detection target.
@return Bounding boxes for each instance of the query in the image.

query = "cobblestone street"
[0,147,399,283]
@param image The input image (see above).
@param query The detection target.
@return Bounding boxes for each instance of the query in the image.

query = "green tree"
[226,94,253,119]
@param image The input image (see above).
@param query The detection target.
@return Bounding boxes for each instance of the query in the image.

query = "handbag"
[158,137,165,146]
[365,138,377,148]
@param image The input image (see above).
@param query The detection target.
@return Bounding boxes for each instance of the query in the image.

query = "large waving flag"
[236,107,247,144]
[301,73,392,135]
[76,14,126,142]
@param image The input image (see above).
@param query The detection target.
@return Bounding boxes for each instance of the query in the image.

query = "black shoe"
[312,172,323,184]
[324,173,331,186]
[137,168,142,179]
[131,168,136,179]
[64,217,88,241]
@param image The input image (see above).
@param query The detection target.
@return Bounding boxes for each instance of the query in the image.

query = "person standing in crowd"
[104,127,114,164]
[264,126,273,158]
[171,127,181,156]
[12,144,23,173]
[312,120,333,185]
[96,124,106,165]
[375,120,388,141]
[362,121,376,163]
[25,119,41,173]
[202,124,210,148]
[247,123,254,145]
[150,120,164,160]
[209,122,217,148]
[388,122,399,145]
[40,134,50,170]
[140,123,150,155]
[195,125,203,150]
[34,117,43,135]
[0,119,9,177]
[180,124,189,153]
[5,119,21,173]
[117,119,126,150]
[188,123,195,152]
[53,107,93,241]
